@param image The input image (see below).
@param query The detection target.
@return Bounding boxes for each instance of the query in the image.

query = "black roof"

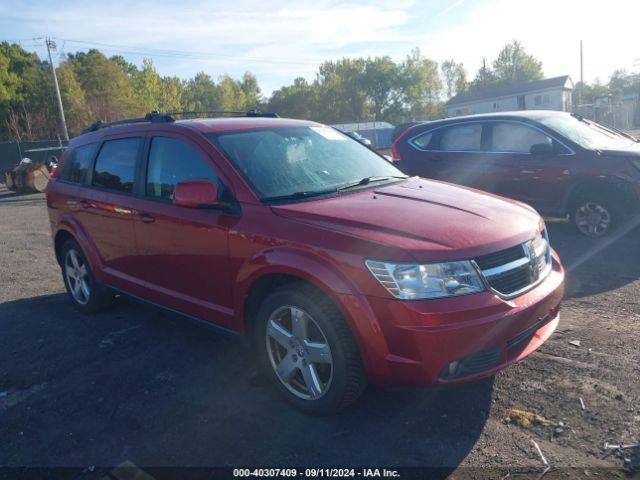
[447,76,571,107]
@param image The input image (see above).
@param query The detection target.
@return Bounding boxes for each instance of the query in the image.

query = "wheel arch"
[53,216,105,279]
[564,177,636,214]
[235,248,390,380]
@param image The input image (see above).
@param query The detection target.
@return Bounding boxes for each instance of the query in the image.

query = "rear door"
[130,134,234,327]
[485,121,572,213]
[47,142,99,223]
[404,122,495,191]
[74,135,143,284]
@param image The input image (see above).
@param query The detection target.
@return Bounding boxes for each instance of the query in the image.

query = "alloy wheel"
[575,202,611,237]
[64,249,90,305]
[265,306,333,400]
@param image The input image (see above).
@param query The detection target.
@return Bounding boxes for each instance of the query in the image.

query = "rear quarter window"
[58,143,98,183]
[411,131,433,149]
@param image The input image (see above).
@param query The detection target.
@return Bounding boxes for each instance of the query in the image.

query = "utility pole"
[46,38,69,141]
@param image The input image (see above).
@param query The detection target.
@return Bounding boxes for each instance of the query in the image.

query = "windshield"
[540,114,636,150]
[208,126,405,201]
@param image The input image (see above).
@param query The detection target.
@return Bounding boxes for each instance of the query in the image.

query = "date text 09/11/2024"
[232,468,400,478]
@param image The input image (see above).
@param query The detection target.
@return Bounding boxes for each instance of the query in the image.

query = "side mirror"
[530,143,554,155]
[173,179,219,208]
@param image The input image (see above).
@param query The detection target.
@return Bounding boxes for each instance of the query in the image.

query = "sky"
[1,0,639,95]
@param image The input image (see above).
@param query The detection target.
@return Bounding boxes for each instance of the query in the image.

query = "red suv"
[392,111,640,237]
[46,112,564,413]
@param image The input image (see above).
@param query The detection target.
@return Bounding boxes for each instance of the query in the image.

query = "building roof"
[447,76,572,107]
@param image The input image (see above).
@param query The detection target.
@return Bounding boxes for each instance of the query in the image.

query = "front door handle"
[66,198,77,206]
[139,213,155,223]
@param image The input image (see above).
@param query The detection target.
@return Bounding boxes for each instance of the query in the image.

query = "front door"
[131,134,235,327]
[484,121,571,214]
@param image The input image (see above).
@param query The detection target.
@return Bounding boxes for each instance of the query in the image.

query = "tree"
[441,59,467,99]
[399,48,443,121]
[182,72,217,111]
[572,80,610,106]
[268,77,317,120]
[471,58,497,88]
[132,58,163,112]
[364,56,401,120]
[56,61,90,136]
[492,40,543,84]
[68,49,141,120]
[0,42,56,140]
[240,72,262,109]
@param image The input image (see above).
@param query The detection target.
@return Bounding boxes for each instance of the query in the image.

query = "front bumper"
[341,251,564,387]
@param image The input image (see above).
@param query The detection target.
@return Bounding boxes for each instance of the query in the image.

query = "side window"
[412,131,433,149]
[491,123,552,153]
[146,137,218,201]
[440,124,482,151]
[58,143,98,183]
[92,138,140,193]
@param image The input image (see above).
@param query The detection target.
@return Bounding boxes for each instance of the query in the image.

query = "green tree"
[364,56,401,120]
[240,72,262,109]
[0,42,56,140]
[56,61,91,136]
[159,76,183,112]
[182,72,217,111]
[492,40,543,84]
[399,48,443,121]
[441,59,467,99]
[216,75,246,110]
[132,58,163,112]
[268,77,317,119]
[68,49,141,120]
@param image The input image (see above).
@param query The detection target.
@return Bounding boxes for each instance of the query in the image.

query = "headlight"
[365,259,485,300]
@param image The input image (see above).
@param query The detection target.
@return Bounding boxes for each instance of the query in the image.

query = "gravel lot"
[0,185,638,478]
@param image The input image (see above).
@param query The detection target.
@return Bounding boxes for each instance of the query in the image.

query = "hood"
[598,144,640,157]
[271,177,542,263]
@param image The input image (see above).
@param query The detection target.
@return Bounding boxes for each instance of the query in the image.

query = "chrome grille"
[475,230,552,298]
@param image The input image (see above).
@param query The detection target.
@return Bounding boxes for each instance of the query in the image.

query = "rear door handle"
[66,198,77,206]
[139,213,155,223]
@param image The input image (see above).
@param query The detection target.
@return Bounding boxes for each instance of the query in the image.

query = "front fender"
[234,247,392,382]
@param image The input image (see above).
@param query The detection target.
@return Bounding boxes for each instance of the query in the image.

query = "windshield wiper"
[262,188,338,202]
[336,175,408,192]
[262,176,408,202]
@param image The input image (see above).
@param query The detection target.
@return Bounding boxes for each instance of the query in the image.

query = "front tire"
[61,238,114,313]
[255,285,366,414]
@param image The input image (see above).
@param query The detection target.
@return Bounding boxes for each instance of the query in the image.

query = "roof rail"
[165,109,279,119]
[83,111,174,133]
[82,109,279,134]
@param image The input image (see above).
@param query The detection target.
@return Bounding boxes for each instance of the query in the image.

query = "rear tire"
[254,284,366,414]
[60,238,114,313]
[570,196,620,238]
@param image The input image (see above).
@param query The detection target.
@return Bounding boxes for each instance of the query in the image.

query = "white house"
[446,76,574,117]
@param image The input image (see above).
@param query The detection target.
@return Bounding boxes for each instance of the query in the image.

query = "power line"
[54,37,325,66]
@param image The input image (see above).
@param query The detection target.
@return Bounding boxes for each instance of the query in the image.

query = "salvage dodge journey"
[46,111,565,413]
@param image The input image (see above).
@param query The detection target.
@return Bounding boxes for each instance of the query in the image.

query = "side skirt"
[106,285,248,347]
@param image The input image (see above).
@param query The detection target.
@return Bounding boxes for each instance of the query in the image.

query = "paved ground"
[0,185,638,478]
